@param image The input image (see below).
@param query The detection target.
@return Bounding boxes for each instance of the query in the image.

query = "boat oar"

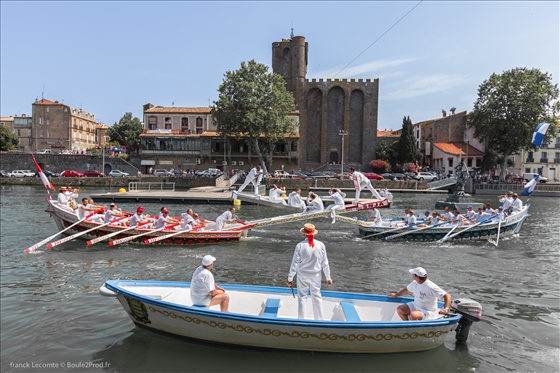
[438,215,497,244]
[24,209,104,254]
[108,223,179,246]
[46,215,128,249]
[489,217,503,247]
[362,223,417,239]
[86,221,152,246]
[383,221,449,241]
[436,224,460,244]
[144,227,191,244]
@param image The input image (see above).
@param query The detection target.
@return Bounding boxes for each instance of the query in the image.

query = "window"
[239,161,244,166]
[196,117,203,134]
[181,118,189,133]
[39,117,43,125]
[40,130,44,137]
[148,116,157,130]
[46,107,49,112]
[164,117,172,130]
[448,158,453,167]
[47,119,50,125]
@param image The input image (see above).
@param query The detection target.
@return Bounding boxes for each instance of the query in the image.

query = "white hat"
[409,267,427,277]
[202,255,216,266]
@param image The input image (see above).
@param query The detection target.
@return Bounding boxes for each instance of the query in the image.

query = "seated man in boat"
[415,210,431,227]
[214,207,236,231]
[349,167,382,204]
[301,192,324,215]
[77,197,104,224]
[180,208,196,230]
[87,198,106,223]
[508,193,523,214]
[57,187,69,206]
[428,211,440,225]
[156,208,181,229]
[367,207,382,225]
[105,203,127,225]
[449,210,470,226]
[192,213,206,230]
[465,205,476,221]
[287,188,306,210]
[389,267,451,321]
[437,207,455,223]
[287,223,332,320]
[405,210,417,226]
[498,191,514,211]
[324,188,346,212]
[190,255,230,312]
[129,206,150,228]
[269,184,288,205]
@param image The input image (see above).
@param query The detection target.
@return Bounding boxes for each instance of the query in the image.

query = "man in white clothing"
[325,188,346,211]
[349,167,382,204]
[215,207,235,231]
[237,166,263,195]
[368,208,382,225]
[269,184,288,205]
[287,188,306,210]
[389,267,451,321]
[499,191,514,211]
[509,193,523,214]
[302,193,324,214]
[57,187,69,206]
[190,255,229,312]
[287,223,332,320]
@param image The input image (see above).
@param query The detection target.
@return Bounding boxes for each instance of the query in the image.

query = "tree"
[394,116,421,165]
[107,112,143,154]
[0,125,19,151]
[469,68,559,180]
[369,159,390,173]
[212,60,297,172]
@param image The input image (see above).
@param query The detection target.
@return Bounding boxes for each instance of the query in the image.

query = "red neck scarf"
[307,233,314,247]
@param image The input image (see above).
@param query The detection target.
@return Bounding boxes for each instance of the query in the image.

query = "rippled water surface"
[1,185,559,372]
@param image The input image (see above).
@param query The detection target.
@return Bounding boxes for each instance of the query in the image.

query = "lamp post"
[223,136,227,175]
[465,139,469,175]
[339,130,348,174]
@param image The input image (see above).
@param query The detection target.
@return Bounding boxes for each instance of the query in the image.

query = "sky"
[1,1,558,130]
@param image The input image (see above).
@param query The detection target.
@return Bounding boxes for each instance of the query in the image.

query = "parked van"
[523,173,548,183]
[35,149,52,154]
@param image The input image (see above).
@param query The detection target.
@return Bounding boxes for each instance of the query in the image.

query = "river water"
[1,185,559,373]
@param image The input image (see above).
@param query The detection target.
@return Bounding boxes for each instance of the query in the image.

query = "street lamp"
[465,139,469,175]
[339,130,348,174]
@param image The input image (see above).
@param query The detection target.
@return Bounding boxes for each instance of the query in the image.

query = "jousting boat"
[99,280,482,353]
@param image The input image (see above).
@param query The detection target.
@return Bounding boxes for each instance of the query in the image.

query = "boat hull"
[358,207,530,241]
[101,280,460,353]
[45,200,251,245]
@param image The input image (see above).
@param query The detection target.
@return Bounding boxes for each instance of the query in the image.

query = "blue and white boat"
[99,280,481,353]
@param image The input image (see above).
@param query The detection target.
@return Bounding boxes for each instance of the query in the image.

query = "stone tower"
[272,35,379,172]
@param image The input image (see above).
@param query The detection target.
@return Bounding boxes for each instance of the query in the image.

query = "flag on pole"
[520,174,539,196]
[31,154,56,192]
[531,122,550,147]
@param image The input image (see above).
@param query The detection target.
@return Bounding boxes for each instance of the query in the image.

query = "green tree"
[0,125,19,151]
[469,67,559,179]
[107,112,143,154]
[212,60,297,172]
[394,116,420,165]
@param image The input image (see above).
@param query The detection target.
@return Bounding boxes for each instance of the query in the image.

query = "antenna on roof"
[291,22,294,39]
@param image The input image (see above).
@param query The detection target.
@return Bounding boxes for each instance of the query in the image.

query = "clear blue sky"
[1,1,558,130]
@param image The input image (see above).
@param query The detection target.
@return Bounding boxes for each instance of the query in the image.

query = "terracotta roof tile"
[144,106,212,114]
[433,142,483,156]
[33,99,61,105]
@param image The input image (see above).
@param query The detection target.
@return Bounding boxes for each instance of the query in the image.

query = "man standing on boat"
[236,165,263,195]
[190,255,230,312]
[287,223,333,320]
[389,267,451,321]
[349,167,382,204]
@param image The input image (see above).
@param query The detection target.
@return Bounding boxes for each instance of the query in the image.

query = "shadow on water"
[92,328,480,373]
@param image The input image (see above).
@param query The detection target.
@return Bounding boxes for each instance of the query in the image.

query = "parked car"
[84,170,105,177]
[334,173,351,179]
[35,170,59,178]
[310,172,329,179]
[153,169,172,177]
[60,170,84,177]
[291,172,308,179]
[381,173,395,180]
[523,173,548,183]
[35,149,52,154]
[363,172,384,180]
[413,172,437,181]
[322,171,337,178]
[10,170,35,178]
[0,170,10,177]
[196,168,221,177]
[391,173,406,180]
[108,170,130,177]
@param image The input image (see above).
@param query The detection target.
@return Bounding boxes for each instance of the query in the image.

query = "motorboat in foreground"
[99,280,481,353]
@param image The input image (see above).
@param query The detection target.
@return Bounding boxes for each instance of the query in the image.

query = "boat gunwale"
[104,280,461,329]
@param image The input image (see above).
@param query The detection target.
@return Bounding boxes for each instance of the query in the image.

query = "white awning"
[140,160,156,165]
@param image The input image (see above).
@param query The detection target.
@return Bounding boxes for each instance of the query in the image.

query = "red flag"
[31,154,55,191]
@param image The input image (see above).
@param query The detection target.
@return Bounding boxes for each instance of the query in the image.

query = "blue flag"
[520,174,539,196]
[531,122,550,147]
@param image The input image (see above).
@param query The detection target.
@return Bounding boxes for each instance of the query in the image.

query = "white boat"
[99,280,481,353]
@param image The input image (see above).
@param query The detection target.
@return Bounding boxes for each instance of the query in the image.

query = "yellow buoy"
[233,198,241,206]
[119,188,126,193]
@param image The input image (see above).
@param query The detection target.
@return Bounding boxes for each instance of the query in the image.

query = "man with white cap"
[287,223,333,320]
[190,255,229,312]
[389,267,451,321]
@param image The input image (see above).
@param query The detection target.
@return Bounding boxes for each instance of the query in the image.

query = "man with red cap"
[287,223,333,320]
[129,206,149,227]
[155,208,180,229]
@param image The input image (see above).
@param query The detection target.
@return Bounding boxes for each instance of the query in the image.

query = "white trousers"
[237,177,258,194]
[296,272,324,320]
[354,181,382,202]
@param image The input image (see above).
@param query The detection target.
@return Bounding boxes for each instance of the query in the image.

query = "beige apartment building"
[31,99,101,152]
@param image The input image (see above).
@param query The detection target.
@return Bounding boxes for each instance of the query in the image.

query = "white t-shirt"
[407,279,447,312]
[190,266,215,306]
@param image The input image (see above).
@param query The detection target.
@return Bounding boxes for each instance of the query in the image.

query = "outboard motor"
[449,298,482,343]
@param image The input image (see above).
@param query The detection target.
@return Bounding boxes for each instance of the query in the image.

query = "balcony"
[554,158,560,164]
[140,149,200,156]
[526,157,534,163]
[540,158,548,163]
